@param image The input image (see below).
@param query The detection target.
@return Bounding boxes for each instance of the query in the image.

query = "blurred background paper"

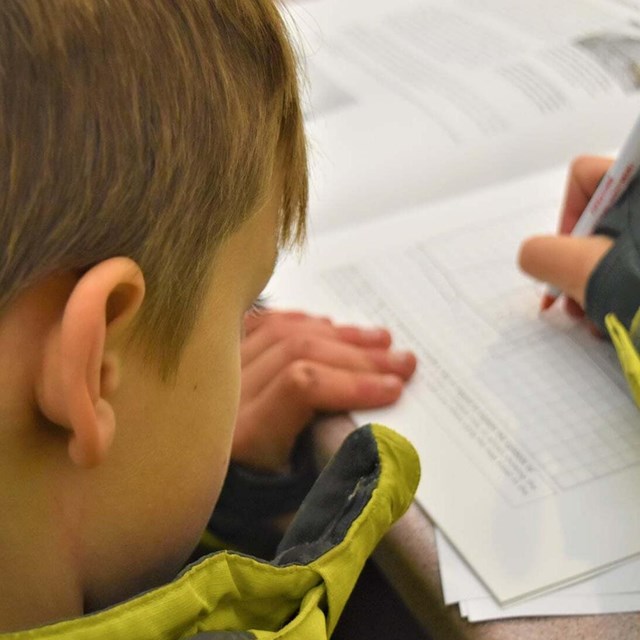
[286,0,640,231]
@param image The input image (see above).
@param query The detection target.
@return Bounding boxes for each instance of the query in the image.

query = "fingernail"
[388,351,413,367]
[382,375,402,389]
[361,327,388,339]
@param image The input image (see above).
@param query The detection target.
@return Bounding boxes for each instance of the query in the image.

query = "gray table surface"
[311,416,640,640]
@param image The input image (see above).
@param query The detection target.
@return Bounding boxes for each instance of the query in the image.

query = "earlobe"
[37,258,145,468]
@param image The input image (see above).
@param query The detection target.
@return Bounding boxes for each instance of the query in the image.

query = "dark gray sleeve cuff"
[206,428,318,557]
[585,176,640,334]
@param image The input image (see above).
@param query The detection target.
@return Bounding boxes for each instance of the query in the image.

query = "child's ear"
[36,258,145,468]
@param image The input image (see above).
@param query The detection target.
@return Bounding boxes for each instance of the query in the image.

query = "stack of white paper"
[436,529,640,622]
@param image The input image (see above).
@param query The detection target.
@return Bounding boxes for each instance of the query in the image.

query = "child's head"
[0,0,306,628]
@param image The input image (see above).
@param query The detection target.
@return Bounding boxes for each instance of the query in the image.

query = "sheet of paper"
[436,527,640,619]
[463,593,640,622]
[436,528,640,603]
[268,166,640,603]
[285,0,640,231]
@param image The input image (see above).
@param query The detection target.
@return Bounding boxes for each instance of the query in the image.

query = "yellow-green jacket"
[1,424,419,640]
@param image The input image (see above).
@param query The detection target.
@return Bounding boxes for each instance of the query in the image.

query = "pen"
[542,111,640,310]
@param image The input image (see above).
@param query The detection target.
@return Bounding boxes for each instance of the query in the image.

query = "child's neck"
[0,481,84,632]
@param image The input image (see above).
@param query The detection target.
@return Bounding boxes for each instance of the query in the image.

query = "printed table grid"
[319,210,640,496]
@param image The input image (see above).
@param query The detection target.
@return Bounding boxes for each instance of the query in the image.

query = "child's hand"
[231,309,417,472]
[518,156,614,315]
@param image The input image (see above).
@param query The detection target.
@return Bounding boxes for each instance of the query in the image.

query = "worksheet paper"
[286,0,640,231]
[268,166,640,604]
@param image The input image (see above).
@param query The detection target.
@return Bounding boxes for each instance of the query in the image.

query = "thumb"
[518,235,613,307]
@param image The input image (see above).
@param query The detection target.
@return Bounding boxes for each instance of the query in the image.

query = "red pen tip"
[540,294,556,311]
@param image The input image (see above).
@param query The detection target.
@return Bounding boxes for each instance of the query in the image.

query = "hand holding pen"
[521,111,640,314]
[518,156,614,322]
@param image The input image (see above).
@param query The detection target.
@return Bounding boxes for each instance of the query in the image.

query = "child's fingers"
[564,298,603,337]
[519,234,613,306]
[241,314,393,366]
[259,361,405,414]
[242,315,338,364]
[559,156,613,234]
[243,309,326,335]
[234,310,415,471]
[241,335,416,399]
[564,296,585,318]
[232,364,406,471]
[331,324,392,348]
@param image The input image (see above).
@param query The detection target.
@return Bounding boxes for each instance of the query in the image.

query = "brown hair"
[0,0,307,373]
